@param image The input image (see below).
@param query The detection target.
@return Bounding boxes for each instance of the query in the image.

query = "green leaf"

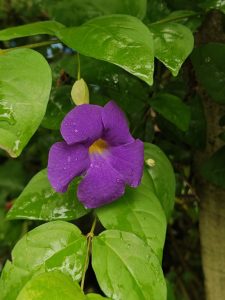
[0,49,52,157]
[86,294,110,300]
[96,169,167,261]
[0,221,87,299]
[7,169,88,221]
[58,15,154,85]
[150,93,191,131]
[41,86,74,130]
[149,22,194,76]
[41,0,147,26]
[92,230,166,300]
[0,21,64,41]
[0,160,26,193]
[201,146,225,189]
[199,0,225,13]
[191,43,225,103]
[0,261,30,300]
[144,143,176,220]
[16,271,86,300]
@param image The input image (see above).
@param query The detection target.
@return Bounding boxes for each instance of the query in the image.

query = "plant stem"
[150,12,198,25]
[0,39,60,54]
[77,52,81,80]
[80,216,97,291]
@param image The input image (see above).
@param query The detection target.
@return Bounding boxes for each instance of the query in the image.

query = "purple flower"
[47,101,144,208]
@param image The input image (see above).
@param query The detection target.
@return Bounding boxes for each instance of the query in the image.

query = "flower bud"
[71,78,89,105]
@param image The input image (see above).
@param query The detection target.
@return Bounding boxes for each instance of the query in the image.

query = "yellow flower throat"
[89,139,108,154]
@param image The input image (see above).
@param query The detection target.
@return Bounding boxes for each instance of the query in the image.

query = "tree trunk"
[195,94,225,300]
[193,11,225,300]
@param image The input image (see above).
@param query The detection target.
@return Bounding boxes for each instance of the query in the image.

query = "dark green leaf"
[16,271,86,300]
[201,146,225,189]
[150,93,191,131]
[0,49,52,157]
[0,160,25,193]
[7,169,88,221]
[86,294,110,299]
[192,43,225,103]
[0,21,64,41]
[96,169,167,261]
[42,86,74,130]
[92,230,166,300]
[150,22,194,76]
[199,0,225,13]
[144,143,176,220]
[41,0,147,26]
[58,15,154,85]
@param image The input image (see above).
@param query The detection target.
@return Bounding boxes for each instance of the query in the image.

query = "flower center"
[89,139,108,154]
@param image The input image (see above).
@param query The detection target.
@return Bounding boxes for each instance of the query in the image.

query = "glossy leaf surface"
[7,169,88,221]
[144,143,175,220]
[92,230,166,300]
[0,49,52,157]
[150,22,194,76]
[59,15,154,85]
[96,169,167,261]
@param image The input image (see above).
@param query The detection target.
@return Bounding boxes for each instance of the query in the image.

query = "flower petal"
[61,104,103,146]
[48,142,90,192]
[107,139,144,187]
[102,101,134,146]
[77,155,125,208]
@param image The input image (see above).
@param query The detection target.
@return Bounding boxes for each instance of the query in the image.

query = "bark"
[194,10,225,300]
[195,96,225,300]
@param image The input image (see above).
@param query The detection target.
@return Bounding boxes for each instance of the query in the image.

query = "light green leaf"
[201,146,225,189]
[150,22,194,76]
[16,271,86,300]
[7,169,88,221]
[150,93,191,131]
[0,221,87,299]
[144,143,176,220]
[0,48,52,157]
[59,15,154,85]
[41,0,147,26]
[96,169,167,261]
[0,261,30,300]
[92,230,166,300]
[0,21,64,41]
[191,43,225,104]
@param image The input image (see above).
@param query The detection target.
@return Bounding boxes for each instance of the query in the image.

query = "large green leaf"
[0,21,64,41]
[201,146,225,189]
[7,169,88,221]
[191,43,225,104]
[149,22,194,76]
[58,15,154,85]
[41,0,147,26]
[16,271,86,300]
[144,143,175,220]
[0,221,87,299]
[150,93,191,131]
[96,169,167,261]
[0,49,52,157]
[92,230,166,300]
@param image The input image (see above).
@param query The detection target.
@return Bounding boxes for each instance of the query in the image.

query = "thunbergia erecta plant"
[48,100,144,208]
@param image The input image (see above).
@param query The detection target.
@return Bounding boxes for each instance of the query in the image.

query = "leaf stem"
[0,39,60,54]
[80,216,97,291]
[150,12,198,25]
[77,52,81,80]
